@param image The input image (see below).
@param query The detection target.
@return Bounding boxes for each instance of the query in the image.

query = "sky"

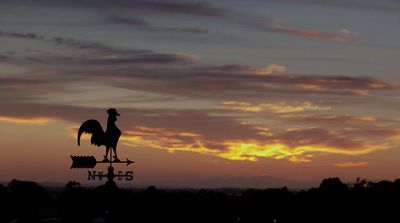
[1,0,400,187]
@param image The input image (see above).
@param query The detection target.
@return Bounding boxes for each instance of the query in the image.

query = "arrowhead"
[126,159,134,166]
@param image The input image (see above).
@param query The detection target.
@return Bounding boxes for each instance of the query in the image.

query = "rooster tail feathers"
[77,119,104,146]
[77,126,84,146]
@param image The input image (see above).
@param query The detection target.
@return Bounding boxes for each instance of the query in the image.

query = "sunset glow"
[0,116,57,125]
[1,0,400,186]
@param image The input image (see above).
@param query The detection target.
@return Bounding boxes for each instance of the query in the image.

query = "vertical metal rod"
[109,148,113,167]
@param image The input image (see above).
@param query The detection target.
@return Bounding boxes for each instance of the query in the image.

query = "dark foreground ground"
[2,178,400,223]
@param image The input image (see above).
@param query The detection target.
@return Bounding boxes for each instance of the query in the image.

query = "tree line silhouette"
[2,177,400,223]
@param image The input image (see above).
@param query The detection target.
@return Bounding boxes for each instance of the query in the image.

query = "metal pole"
[110,148,113,167]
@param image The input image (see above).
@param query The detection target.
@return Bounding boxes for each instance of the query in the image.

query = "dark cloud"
[264,56,366,64]
[108,15,208,33]
[0,30,199,65]
[51,37,118,51]
[113,65,395,98]
[0,77,49,85]
[256,20,353,42]
[274,128,363,149]
[108,15,149,27]
[269,0,400,12]
[32,63,393,100]
[0,31,44,41]
[0,31,395,102]
[25,52,198,66]
[275,113,400,143]
[0,54,10,62]
[0,30,114,51]
[1,0,227,17]
[134,1,226,17]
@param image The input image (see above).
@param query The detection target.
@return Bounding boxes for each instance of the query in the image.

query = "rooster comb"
[107,108,120,116]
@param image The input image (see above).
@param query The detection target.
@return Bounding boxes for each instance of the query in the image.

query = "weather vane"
[70,108,134,183]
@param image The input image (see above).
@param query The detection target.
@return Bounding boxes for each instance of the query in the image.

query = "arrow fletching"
[71,156,97,169]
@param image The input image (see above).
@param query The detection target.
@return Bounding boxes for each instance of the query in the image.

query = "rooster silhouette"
[77,108,122,162]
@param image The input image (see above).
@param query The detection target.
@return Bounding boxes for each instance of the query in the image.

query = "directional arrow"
[71,156,135,169]
[96,158,135,166]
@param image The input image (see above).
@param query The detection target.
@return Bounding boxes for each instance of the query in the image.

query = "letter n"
[88,171,96,180]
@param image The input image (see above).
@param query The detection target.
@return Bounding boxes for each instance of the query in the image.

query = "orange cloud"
[335,162,369,168]
[0,115,57,125]
[255,64,287,75]
[100,125,389,164]
[222,101,331,113]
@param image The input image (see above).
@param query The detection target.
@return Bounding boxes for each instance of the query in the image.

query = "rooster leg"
[103,147,110,162]
[112,146,120,162]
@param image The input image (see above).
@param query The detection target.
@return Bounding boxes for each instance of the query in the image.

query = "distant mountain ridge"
[1,176,317,189]
[147,175,317,189]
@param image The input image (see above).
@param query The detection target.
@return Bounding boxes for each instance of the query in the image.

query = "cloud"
[335,162,369,168]
[282,114,377,125]
[262,56,366,64]
[0,115,57,125]
[260,20,353,42]
[61,66,396,99]
[0,90,397,164]
[219,140,375,163]
[108,15,149,27]
[108,15,208,33]
[62,106,393,164]
[0,77,66,94]
[2,31,394,99]
[0,31,44,41]
[0,30,199,65]
[272,0,400,12]
[106,63,393,98]
[30,52,199,66]
[255,64,287,75]
[0,30,134,52]
[119,125,387,163]
[0,0,227,17]
[0,54,11,62]
[0,28,398,166]
[134,1,226,17]
[222,101,331,113]
[50,37,116,51]
[208,64,287,75]
[339,28,352,35]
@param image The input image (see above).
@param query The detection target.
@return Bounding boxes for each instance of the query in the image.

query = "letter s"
[126,171,133,181]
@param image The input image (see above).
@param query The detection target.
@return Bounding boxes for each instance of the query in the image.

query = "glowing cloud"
[107,125,389,164]
[335,162,369,168]
[256,64,287,75]
[0,116,57,125]
[219,142,376,163]
[222,101,331,113]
